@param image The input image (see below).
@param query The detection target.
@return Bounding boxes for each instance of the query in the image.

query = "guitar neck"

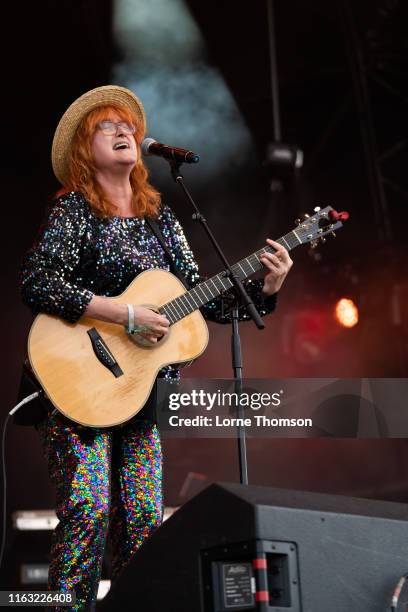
[160,229,302,325]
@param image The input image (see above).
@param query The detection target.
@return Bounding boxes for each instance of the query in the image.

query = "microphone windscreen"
[141,137,156,155]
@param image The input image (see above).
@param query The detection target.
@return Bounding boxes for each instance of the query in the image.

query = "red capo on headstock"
[328,209,350,222]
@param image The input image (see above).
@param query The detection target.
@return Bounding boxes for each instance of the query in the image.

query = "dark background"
[1,0,408,555]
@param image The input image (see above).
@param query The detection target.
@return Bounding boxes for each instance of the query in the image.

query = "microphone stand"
[167,160,265,486]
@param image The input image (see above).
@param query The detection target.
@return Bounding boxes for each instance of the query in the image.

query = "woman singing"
[19,85,292,610]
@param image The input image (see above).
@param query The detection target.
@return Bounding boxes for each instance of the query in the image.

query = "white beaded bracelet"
[125,304,149,335]
[126,304,135,333]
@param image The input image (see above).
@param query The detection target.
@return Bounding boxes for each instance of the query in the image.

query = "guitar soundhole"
[128,330,169,348]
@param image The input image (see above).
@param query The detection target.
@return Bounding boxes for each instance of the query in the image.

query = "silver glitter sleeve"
[20,194,94,323]
[160,205,277,324]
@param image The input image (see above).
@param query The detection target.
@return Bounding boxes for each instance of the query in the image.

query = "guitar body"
[28,269,209,428]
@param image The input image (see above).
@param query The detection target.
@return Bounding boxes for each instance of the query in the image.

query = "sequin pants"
[37,411,163,611]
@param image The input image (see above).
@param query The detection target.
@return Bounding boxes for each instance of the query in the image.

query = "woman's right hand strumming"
[84,296,170,344]
[131,305,170,343]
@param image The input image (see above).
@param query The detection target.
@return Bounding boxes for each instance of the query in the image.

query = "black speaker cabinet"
[100,482,408,612]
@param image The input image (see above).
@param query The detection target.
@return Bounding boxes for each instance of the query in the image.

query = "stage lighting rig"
[265,142,303,190]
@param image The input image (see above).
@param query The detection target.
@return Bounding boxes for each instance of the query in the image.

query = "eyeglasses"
[97,120,136,135]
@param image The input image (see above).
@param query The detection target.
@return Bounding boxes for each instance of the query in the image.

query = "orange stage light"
[334,298,359,328]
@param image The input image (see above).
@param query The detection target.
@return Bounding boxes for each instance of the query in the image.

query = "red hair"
[57,104,161,218]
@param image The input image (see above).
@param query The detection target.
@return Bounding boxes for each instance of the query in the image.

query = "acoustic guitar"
[28,206,348,427]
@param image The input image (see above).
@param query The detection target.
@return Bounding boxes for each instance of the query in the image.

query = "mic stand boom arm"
[168,161,265,330]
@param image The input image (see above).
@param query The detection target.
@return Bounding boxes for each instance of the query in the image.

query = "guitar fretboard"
[159,229,302,325]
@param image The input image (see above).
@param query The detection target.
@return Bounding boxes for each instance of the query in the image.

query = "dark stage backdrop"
[1,0,408,551]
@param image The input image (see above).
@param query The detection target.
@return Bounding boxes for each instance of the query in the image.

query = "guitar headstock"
[293,206,349,247]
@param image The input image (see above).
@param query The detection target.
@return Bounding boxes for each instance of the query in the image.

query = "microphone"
[141,138,200,164]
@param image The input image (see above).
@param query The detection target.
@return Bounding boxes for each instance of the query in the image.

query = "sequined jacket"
[20,192,276,327]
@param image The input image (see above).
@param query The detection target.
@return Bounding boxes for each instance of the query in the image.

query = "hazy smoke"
[113,0,253,184]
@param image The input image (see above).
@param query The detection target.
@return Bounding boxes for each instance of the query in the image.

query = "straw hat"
[51,85,146,184]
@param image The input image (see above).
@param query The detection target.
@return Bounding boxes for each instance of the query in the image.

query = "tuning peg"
[314,206,321,213]
[331,232,336,238]
[295,218,301,225]
[320,236,326,244]
[310,240,319,249]
[303,213,310,219]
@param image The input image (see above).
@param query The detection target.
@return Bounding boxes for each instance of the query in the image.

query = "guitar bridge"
[87,328,123,378]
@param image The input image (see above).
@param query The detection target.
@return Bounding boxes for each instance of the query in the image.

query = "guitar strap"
[145,217,190,289]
